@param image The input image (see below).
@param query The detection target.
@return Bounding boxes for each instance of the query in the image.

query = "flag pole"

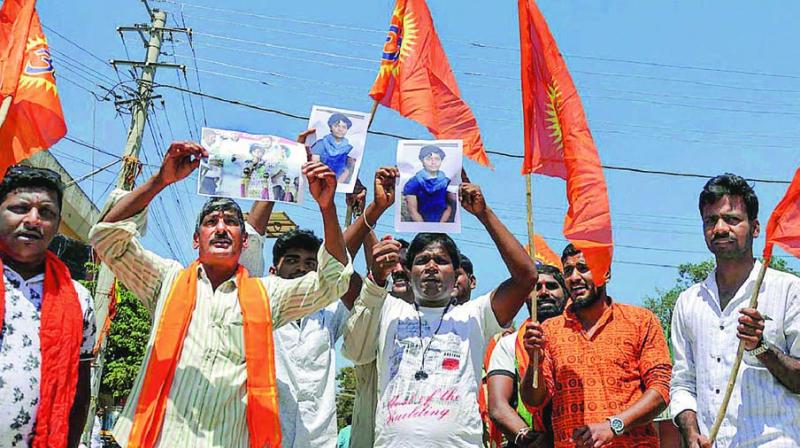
[0,96,12,130]
[525,173,539,388]
[346,99,380,227]
[708,255,771,443]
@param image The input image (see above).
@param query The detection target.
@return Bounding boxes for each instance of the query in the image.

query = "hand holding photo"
[197,127,306,204]
[395,140,462,233]
[307,105,370,193]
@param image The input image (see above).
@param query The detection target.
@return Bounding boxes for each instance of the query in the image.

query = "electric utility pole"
[83,3,187,442]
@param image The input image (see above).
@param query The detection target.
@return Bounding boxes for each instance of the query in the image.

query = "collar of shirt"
[562,297,616,337]
[3,265,45,310]
[196,263,239,292]
[700,259,761,314]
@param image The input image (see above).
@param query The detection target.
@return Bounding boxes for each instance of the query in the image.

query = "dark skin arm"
[102,141,206,224]
[67,360,91,448]
[738,307,800,393]
[303,161,348,265]
[488,374,547,447]
[343,167,398,261]
[460,182,537,326]
[675,410,712,448]
[571,390,666,448]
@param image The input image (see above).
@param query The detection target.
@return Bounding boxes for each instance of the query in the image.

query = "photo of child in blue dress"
[402,145,458,223]
[310,112,357,184]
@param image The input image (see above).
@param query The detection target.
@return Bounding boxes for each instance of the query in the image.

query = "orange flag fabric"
[518,0,613,284]
[525,233,563,270]
[0,1,66,178]
[370,0,491,167]
[763,167,800,260]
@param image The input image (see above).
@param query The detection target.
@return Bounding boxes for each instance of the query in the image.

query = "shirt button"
[717,358,721,363]
[716,389,721,394]
[719,325,724,330]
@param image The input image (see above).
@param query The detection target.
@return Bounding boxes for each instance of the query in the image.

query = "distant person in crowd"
[90,141,352,447]
[452,252,477,305]
[343,181,537,447]
[670,173,800,448]
[403,145,457,223]
[240,142,270,199]
[311,113,357,184]
[337,415,352,448]
[0,166,95,448]
[521,244,672,448]
[486,264,568,448]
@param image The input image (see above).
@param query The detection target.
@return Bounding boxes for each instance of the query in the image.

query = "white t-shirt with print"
[0,266,96,447]
[374,292,503,447]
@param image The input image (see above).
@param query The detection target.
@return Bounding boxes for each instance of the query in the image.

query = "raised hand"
[460,183,487,217]
[346,178,367,216]
[297,128,316,161]
[158,141,207,185]
[371,236,403,286]
[523,320,545,360]
[374,166,399,212]
[303,161,337,209]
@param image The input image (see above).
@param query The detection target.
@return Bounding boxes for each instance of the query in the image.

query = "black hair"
[397,238,410,249]
[195,197,245,235]
[699,173,759,221]
[272,228,322,266]
[560,243,581,264]
[0,165,65,210]
[405,233,461,270]
[537,264,567,294]
[418,145,446,161]
[459,253,474,276]
[327,112,352,128]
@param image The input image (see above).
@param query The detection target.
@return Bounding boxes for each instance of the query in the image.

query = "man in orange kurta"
[520,244,672,448]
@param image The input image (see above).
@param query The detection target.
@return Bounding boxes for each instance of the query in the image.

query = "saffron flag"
[525,233,563,270]
[763,167,800,260]
[518,0,613,284]
[370,0,491,167]
[0,0,66,178]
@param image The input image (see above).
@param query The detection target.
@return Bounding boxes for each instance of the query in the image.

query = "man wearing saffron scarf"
[89,141,353,448]
[311,113,357,184]
[402,145,456,223]
[0,166,96,448]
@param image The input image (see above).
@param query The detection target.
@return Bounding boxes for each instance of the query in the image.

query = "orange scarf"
[0,252,82,448]
[128,262,282,448]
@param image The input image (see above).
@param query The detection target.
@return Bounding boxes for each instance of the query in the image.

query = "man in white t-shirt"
[343,182,538,447]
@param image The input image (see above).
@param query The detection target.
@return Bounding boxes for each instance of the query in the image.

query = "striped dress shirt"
[89,194,353,448]
[670,260,800,448]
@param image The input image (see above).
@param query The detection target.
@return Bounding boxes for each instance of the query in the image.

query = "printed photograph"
[307,105,370,193]
[395,139,462,234]
[197,127,306,204]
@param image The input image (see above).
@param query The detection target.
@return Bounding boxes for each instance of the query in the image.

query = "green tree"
[643,257,799,341]
[335,366,357,430]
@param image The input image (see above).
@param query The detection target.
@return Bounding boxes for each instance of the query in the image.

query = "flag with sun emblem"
[0,0,67,178]
[369,0,490,167]
[518,0,613,285]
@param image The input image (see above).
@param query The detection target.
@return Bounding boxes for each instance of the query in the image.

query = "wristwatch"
[606,416,624,436]
[748,338,770,357]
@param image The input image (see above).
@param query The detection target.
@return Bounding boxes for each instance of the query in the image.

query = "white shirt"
[0,266,96,448]
[274,301,350,447]
[487,332,517,376]
[343,285,504,448]
[670,260,800,448]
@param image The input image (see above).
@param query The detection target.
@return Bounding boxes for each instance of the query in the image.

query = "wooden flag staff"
[525,174,539,388]
[708,255,771,443]
[345,99,381,227]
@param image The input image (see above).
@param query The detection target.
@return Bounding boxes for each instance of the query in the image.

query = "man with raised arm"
[343,182,538,447]
[670,174,800,448]
[89,141,352,448]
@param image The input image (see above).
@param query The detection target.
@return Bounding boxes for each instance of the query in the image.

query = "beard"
[571,290,601,310]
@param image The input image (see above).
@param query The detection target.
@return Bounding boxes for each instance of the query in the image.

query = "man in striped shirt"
[89,141,353,448]
[670,173,800,448]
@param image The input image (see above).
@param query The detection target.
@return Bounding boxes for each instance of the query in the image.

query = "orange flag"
[0,0,66,178]
[763,167,800,260]
[370,0,490,167]
[518,0,612,285]
[525,233,563,270]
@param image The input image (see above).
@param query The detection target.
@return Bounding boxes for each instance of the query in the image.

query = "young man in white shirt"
[671,173,800,448]
[343,182,538,447]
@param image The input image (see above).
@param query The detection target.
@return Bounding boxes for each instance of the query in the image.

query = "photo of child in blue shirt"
[402,145,457,222]
[311,112,357,184]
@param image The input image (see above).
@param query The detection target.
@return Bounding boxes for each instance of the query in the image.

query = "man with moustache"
[0,166,95,448]
[343,182,537,447]
[486,264,568,448]
[670,174,800,448]
[90,142,353,447]
[521,245,672,448]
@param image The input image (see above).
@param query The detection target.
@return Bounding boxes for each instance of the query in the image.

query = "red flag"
[763,167,800,260]
[0,1,66,178]
[370,0,491,167]
[518,0,613,285]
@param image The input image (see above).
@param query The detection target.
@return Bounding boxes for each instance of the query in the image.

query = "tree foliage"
[336,366,357,430]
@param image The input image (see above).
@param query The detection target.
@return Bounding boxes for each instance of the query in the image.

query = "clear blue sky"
[38,0,800,325]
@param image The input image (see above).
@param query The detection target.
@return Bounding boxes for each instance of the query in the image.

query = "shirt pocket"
[221,316,246,365]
